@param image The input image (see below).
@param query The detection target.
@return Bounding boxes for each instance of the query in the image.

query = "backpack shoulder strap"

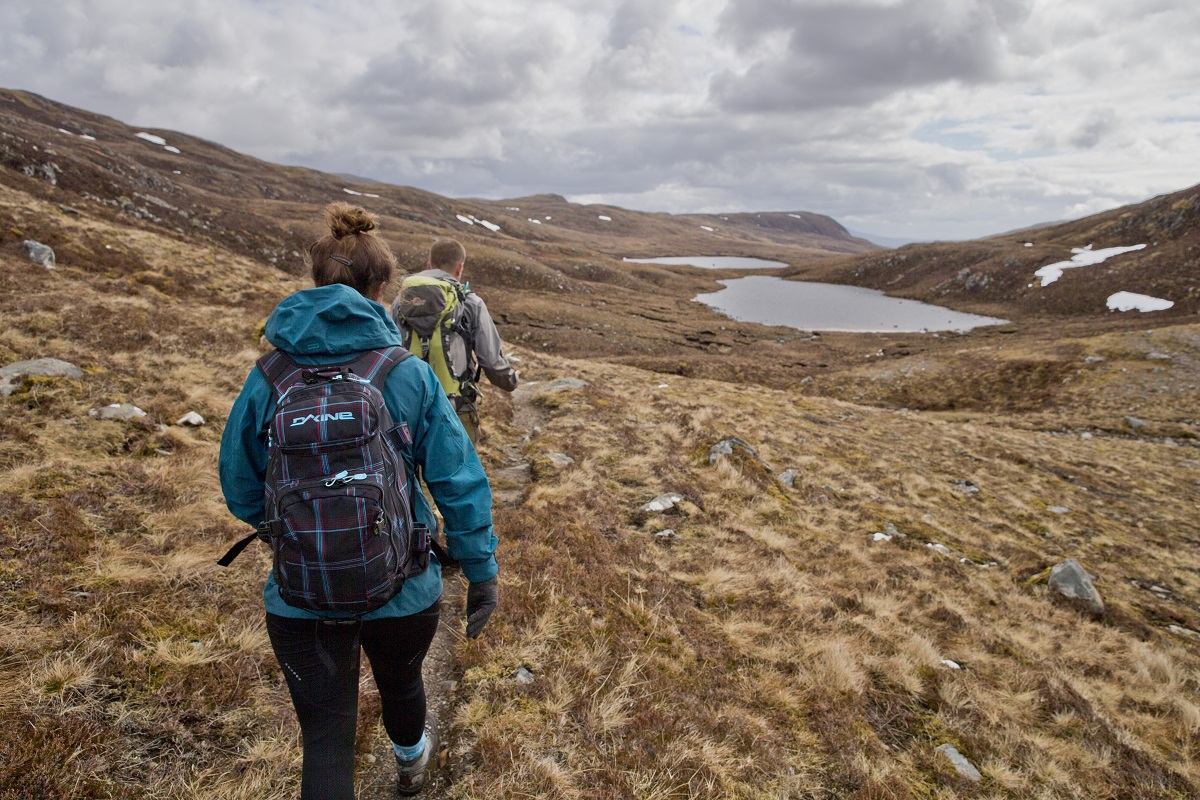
[343,346,412,391]
[255,349,304,397]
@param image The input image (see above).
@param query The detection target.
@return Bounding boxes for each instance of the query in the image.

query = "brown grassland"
[1,89,1199,799]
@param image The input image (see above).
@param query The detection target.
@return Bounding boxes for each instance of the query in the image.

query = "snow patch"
[163,145,180,154]
[1107,292,1174,313]
[456,214,474,225]
[528,218,541,224]
[1024,242,1033,247]
[477,218,500,232]
[80,134,95,141]
[700,225,714,232]
[343,188,363,196]
[1035,244,1147,286]
[506,206,520,211]
[598,215,611,221]
[136,132,167,145]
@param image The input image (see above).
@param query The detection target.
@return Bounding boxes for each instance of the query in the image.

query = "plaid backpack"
[218,346,431,614]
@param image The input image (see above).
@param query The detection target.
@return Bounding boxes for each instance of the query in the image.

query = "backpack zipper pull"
[324,470,369,487]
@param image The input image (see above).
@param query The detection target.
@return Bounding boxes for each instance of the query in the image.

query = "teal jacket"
[218,284,498,619]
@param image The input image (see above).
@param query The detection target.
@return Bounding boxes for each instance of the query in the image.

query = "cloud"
[710,0,1031,112]
[1,0,1199,239]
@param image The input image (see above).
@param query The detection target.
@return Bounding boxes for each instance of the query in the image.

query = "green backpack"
[393,275,477,402]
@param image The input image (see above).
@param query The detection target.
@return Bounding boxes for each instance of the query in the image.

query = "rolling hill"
[2,88,1199,800]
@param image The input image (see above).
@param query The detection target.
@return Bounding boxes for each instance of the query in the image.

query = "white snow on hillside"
[164,145,180,154]
[1035,244,1147,286]
[598,215,611,221]
[1107,292,1174,312]
[456,213,500,231]
[528,218,541,224]
[136,132,167,145]
[700,225,714,231]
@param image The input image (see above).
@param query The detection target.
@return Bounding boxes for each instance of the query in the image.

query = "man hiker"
[391,238,518,443]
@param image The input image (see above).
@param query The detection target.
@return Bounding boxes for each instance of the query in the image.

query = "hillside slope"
[1,90,1199,800]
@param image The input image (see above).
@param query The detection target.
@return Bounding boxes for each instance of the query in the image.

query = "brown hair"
[307,202,396,298]
[429,238,466,272]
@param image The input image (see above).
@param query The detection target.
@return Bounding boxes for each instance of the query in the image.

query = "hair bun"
[325,201,377,239]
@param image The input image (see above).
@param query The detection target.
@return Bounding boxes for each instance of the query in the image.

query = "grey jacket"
[391,269,519,397]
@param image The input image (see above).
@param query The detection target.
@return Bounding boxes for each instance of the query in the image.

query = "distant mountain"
[847,229,920,248]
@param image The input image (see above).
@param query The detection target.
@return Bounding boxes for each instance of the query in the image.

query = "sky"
[1,0,1198,241]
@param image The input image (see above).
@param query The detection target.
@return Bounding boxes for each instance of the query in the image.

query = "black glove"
[465,577,498,639]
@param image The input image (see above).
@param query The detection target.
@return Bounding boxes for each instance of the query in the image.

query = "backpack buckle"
[257,519,285,540]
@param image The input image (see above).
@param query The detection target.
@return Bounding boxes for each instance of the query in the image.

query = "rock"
[656,383,669,389]
[953,480,980,496]
[514,667,536,684]
[935,743,982,782]
[89,402,148,421]
[926,543,953,556]
[1167,625,1200,639]
[1046,505,1071,514]
[175,411,205,426]
[1084,356,1105,363]
[940,659,962,670]
[778,469,797,488]
[1147,352,1172,360]
[653,529,676,540]
[544,452,575,467]
[872,522,902,542]
[1125,416,1148,431]
[22,240,56,269]
[1048,559,1104,616]
[708,437,757,464]
[0,357,83,397]
[641,493,683,513]
[538,377,588,392]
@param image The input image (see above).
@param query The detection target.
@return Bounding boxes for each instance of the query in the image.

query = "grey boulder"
[0,358,83,397]
[22,240,56,269]
[1048,559,1104,616]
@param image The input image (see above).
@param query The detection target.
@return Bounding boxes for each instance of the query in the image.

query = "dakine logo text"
[290,412,356,426]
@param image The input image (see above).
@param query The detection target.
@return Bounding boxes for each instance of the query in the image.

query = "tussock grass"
[3,143,1199,799]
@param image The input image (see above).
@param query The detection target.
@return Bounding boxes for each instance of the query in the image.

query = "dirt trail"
[357,385,540,797]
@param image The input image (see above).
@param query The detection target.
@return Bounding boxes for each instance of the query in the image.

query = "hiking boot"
[395,726,437,796]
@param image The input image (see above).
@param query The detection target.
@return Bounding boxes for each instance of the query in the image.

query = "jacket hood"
[265,284,404,355]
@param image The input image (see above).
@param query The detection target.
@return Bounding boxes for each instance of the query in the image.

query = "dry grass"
[2,113,1199,799]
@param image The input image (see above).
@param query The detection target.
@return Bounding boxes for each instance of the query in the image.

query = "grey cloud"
[1068,109,1117,150]
[711,0,1032,112]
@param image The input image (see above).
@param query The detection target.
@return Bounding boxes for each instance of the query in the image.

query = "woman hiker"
[218,202,499,798]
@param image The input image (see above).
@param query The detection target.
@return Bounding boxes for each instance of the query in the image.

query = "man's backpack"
[392,274,478,403]
[218,346,431,614]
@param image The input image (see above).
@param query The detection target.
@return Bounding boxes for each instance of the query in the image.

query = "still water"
[624,256,789,270]
[695,276,1009,333]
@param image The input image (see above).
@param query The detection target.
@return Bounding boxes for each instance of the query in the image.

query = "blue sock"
[394,732,426,762]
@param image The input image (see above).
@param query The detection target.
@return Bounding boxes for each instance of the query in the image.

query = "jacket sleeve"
[467,295,519,392]
[218,368,273,528]
[388,360,498,584]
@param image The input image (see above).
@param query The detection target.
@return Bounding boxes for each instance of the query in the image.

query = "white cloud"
[1,0,1198,240]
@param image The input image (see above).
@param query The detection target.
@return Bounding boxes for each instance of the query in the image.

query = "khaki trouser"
[456,407,480,445]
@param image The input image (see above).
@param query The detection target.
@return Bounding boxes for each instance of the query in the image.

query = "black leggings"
[266,599,441,800]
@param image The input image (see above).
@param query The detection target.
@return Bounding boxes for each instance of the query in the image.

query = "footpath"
[357,379,541,798]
